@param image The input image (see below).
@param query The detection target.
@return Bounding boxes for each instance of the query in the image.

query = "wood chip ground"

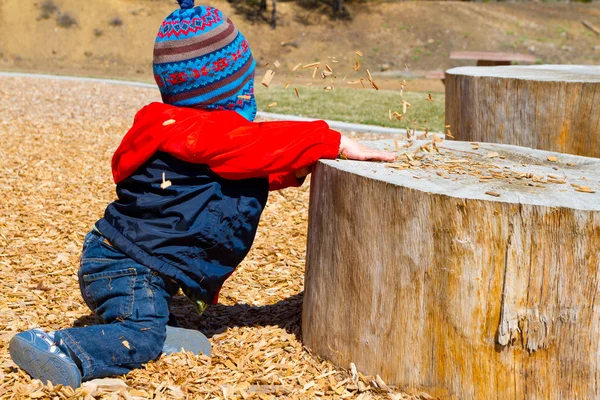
[0,77,423,399]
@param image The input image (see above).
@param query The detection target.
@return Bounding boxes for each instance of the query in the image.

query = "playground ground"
[0,76,421,399]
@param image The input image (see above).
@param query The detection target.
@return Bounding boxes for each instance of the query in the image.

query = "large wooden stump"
[445,65,600,158]
[302,139,600,399]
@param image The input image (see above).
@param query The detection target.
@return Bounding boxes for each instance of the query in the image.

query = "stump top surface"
[322,140,600,210]
[446,64,600,82]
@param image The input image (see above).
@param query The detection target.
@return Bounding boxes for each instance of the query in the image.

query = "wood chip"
[267,102,277,108]
[162,119,176,126]
[402,100,411,114]
[237,95,251,100]
[547,156,558,162]
[292,63,302,71]
[273,60,281,68]
[355,50,363,57]
[574,186,596,193]
[302,62,320,69]
[261,70,275,88]
[161,172,172,190]
[294,88,299,98]
[485,191,501,197]
[312,66,319,79]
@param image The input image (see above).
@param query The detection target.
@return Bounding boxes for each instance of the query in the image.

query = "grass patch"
[255,85,445,132]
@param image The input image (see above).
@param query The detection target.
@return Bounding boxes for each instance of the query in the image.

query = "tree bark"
[303,139,600,399]
[445,65,600,158]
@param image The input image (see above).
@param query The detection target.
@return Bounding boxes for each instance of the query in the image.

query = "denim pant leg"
[54,230,179,381]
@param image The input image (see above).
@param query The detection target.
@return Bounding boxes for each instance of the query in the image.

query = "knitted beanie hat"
[153,0,257,121]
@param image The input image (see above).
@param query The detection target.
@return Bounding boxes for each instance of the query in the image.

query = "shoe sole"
[9,335,81,388]
[164,326,212,356]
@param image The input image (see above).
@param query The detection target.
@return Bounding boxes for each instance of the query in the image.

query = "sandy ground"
[0,76,416,399]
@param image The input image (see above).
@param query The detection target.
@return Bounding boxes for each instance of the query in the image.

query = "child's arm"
[267,137,396,190]
[112,105,395,184]
[173,116,342,180]
[168,112,396,182]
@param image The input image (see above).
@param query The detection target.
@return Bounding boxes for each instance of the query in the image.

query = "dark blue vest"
[96,152,268,305]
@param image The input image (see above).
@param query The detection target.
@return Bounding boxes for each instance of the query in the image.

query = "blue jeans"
[54,230,180,381]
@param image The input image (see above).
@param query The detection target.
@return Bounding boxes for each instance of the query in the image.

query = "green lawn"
[255,85,445,133]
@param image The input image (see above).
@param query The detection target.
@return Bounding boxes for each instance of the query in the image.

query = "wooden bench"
[450,50,536,66]
[424,70,446,82]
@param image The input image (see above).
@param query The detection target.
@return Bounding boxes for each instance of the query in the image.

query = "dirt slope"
[0,0,599,84]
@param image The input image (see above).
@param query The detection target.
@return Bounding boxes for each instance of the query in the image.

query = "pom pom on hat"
[177,0,195,9]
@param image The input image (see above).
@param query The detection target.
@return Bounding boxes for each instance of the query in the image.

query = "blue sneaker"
[163,326,212,356]
[9,329,82,388]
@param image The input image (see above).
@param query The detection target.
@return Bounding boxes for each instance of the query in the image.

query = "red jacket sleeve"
[268,171,305,191]
[112,104,341,184]
[160,109,341,180]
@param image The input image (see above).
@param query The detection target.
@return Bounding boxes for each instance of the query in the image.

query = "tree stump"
[445,65,600,158]
[302,139,600,399]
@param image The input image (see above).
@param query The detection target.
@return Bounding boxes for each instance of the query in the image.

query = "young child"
[9,0,395,388]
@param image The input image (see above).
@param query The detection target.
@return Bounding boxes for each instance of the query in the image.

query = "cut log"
[445,65,600,158]
[302,139,600,399]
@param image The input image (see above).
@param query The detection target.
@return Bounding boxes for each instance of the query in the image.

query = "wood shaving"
[261,70,275,88]
[161,172,172,189]
[312,66,319,79]
[302,62,320,69]
[485,191,501,197]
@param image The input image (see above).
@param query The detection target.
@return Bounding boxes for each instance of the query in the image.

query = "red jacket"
[111,102,342,190]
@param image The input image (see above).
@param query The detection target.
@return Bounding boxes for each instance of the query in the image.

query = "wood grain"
[445,65,600,158]
[302,139,600,399]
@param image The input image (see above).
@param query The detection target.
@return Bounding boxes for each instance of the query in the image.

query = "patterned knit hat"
[153,0,256,121]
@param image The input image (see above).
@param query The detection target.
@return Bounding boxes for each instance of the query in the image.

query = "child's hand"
[339,136,396,162]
